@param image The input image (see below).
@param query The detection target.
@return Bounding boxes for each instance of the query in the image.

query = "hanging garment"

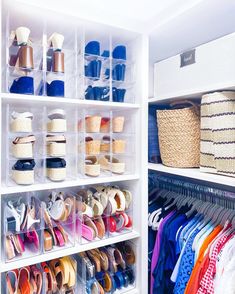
[149,188,235,294]
[185,225,223,294]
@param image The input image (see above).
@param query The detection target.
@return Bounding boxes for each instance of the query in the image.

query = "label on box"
[180,49,196,67]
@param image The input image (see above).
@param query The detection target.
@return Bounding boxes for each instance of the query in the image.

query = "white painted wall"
[16,0,205,32]
[149,0,235,97]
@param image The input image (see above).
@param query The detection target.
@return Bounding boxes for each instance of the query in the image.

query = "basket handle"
[170,100,200,116]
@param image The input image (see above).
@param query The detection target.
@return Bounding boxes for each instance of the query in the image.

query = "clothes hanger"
[212,206,226,225]
[148,209,161,227]
[196,202,216,231]
[148,192,169,227]
[193,204,220,252]
[222,209,233,225]
[148,189,161,205]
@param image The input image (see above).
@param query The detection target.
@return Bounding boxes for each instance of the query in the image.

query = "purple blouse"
[150,211,175,294]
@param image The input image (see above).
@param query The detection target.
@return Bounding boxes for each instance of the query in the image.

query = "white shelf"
[148,82,235,104]
[1,174,140,195]
[148,163,235,187]
[1,93,140,110]
[0,230,140,273]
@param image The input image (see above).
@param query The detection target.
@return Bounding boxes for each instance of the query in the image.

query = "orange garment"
[184,225,223,294]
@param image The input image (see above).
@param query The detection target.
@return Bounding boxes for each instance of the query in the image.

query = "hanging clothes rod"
[149,172,235,209]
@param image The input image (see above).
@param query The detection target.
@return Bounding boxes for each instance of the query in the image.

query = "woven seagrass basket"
[157,101,200,168]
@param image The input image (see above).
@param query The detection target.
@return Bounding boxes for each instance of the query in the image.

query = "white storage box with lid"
[154,32,235,99]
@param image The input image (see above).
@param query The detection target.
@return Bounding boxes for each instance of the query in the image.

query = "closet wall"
[148,0,235,97]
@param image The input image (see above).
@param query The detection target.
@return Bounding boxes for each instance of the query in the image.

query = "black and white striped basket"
[200,91,235,177]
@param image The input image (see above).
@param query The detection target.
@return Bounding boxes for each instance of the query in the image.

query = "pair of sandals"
[96,186,133,233]
[5,198,40,260]
[99,242,136,273]
[85,155,125,177]
[6,265,42,294]
[10,111,33,133]
[93,185,132,214]
[98,244,136,291]
[80,248,112,294]
[47,108,67,133]
[77,189,106,240]
[78,186,132,240]
[12,135,35,159]
[79,185,132,216]
[82,242,135,293]
[43,192,74,251]
[6,197,40,232]
[42,256,76,293]
[46,134,66,157]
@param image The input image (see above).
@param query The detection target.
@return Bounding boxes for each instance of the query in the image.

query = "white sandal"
[11,111,33,132]
[47,109,66,132]
[85,156,100,177]
[98,155,125,174]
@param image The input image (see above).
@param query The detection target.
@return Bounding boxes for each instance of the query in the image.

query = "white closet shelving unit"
[0,0,148,293]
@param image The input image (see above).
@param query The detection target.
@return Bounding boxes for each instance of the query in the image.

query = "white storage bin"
[154,32,235,99]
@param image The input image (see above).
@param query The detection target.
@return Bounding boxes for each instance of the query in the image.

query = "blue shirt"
[173,227,200,294]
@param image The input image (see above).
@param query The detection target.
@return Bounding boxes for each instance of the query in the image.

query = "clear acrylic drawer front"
[46,48,76,75]
[83,32,110,78]
[3,194,42,263]
[3,257,77,294]
[81,77,110,101]
[78,214,109,244]
[96,268,136,294]
[42,256,78,293]
[111,110,136,134]
[9,133,44,160]
[75,186,133,243]
[40,192,76,253]
[7,3,44,60]
[8,40,43,70]
[75,241,137,294]
[7,67,44,96]
[45,156,77,183]
[111,134,135,156]
[77,125,112,177]
[7,158,44,187]
[104,195,133,238]
[45,72,77,98]
[75,192,108,244]
[83,54,110,81]
[81,110,111,134]
[45,106,77,133]
[7,104,44,133]
[78,153,112,179]
[105,155,135,175]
